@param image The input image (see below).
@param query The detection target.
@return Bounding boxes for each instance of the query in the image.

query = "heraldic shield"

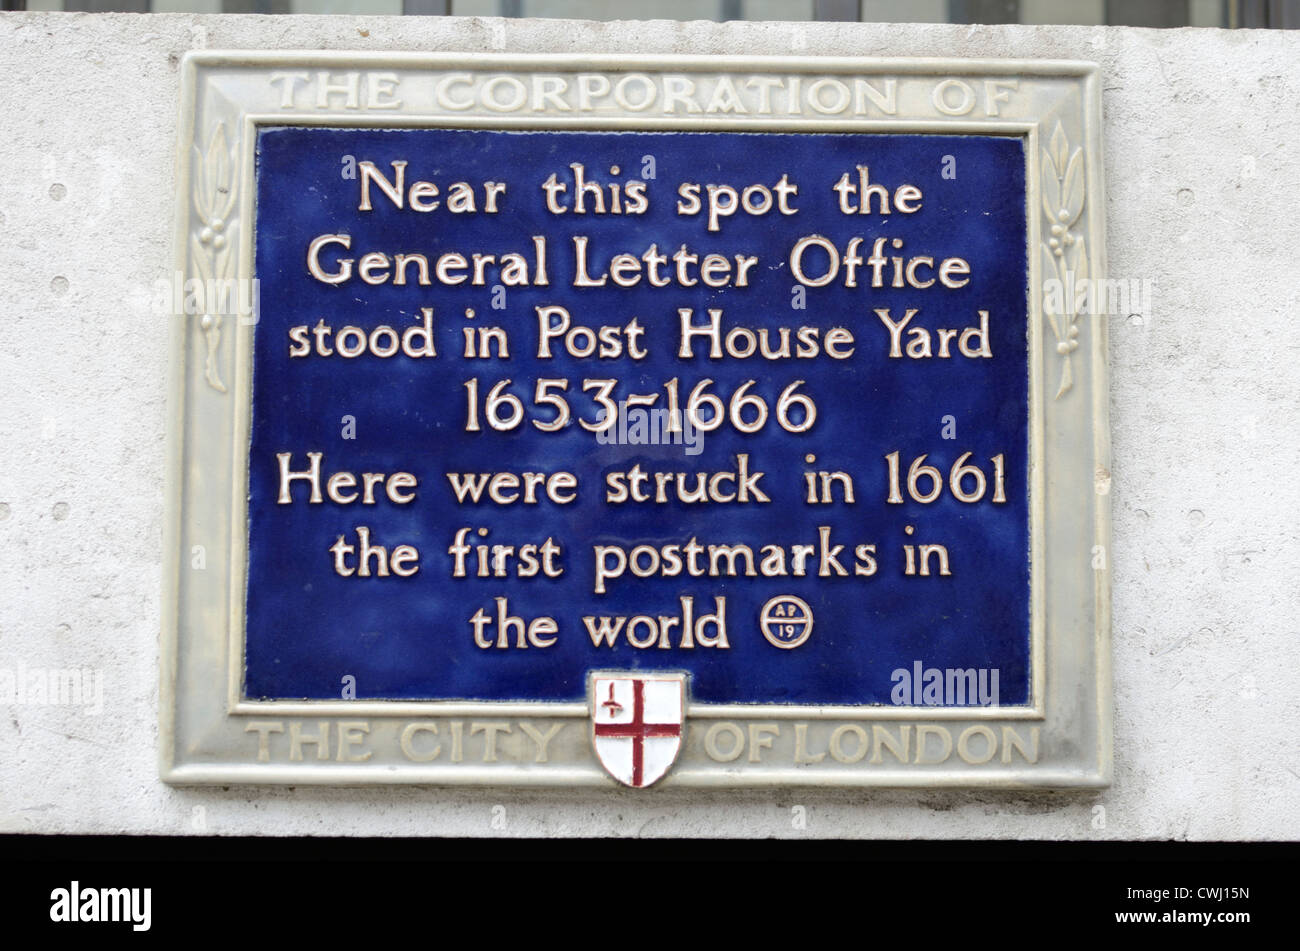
[589,672,687,788]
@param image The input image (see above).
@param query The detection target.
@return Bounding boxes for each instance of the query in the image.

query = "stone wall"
[0,11,1296,837]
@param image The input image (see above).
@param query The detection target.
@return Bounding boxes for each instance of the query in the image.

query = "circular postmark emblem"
[759,595,814,649]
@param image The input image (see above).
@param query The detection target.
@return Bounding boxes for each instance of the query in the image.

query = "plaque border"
[162,52,1109,788]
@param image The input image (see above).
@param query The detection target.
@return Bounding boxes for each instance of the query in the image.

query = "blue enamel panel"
[245,126,1029,706]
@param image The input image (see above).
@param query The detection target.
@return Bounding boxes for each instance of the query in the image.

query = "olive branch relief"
[190,122,237,393]
[1040,121,1086,399]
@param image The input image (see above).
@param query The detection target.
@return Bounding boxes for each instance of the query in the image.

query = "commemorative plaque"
[162,53,1110,787]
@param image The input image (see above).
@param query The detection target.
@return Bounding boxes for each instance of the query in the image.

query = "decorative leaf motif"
[192,155,212,223]
[1042,122,1087,401]
[190,121,237,394]
[215,230,232,282]
[1069,237,1088,287]
[1041,148,1062,222]
[1041,244,1062,341]
[215,182,236,223]
[189,232,213,285]
[1049,123,1069,180]
[204,127,228,210]
[1062,149,1084,227]
[203,322,227,394]
[1055,353,1073,400]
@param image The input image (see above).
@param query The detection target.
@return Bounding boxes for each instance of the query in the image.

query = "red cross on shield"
[589,672,687,788]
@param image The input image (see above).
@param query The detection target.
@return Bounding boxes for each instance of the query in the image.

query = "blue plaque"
[163,54,1109,789]
[246,126,1028,706]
